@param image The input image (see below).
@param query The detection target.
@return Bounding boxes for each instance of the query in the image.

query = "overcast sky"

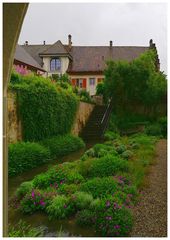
[18,2,167,73]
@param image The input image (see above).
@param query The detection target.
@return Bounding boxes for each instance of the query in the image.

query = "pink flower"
[31,191,35,198]
[114,225,120,229]
[106,201,111,207]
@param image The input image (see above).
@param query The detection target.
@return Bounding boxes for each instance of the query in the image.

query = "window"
[89,78,95,86]
[76,79,83,88]
[50,58,61,71]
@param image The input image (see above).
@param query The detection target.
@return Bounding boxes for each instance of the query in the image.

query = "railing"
[100,97,114,136]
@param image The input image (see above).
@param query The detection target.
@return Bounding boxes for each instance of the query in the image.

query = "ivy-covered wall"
[8,73,78,141]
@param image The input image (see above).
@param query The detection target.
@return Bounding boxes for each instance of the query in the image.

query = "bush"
[116,144,127,154]
[94,197,133,236]
[20,189,50,214]
[121,150,133,160]
[104,131,120,141]
[145,124,162,136]
[158,116,167,137]
[8,142,50,176]
[80,177,120,198]
[41,134,85,159]
[78,89,93,103]
[16,181,33,198]
[46,195,74,219]
[89,155,129,178]
[76,209,94,226]
[9,73,78,141]
[93,144,115,157]
[72,191,93,210]
[58,183,79,195]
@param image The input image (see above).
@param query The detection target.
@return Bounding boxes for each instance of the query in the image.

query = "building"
[14,45,46,75]
[17,36,160,95]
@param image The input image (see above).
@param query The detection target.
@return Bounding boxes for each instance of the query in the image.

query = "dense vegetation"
[9,135,85,177]
[9,72,78,141]
[10,132,157,237]
[104,50,167,114]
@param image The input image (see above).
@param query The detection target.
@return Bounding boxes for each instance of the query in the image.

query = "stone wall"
[7,91,22,143]
[7,90,94,143]
[71,101,95,136]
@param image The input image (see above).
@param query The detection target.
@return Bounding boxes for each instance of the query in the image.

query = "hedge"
[9,73,78,141]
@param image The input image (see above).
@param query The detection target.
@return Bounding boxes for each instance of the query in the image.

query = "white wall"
[42,56,70,76]
[70,74,104,95]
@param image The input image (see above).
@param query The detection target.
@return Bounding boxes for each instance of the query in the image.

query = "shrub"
[89,155,129,178]
[78,89,93,103]
[58,184,79,195]
[104,131,120,141]
[9,74,78,141]
[8,142,50,176]
[158,116,167,137]
[94,197,133,237]
[20,189,50,214]
[46,195,74,219]
[80,177,119,198]
[145,124,162,136]
[116,144,127,154]
[41,134,85,159]
[16,181,33,198]
[76,209,94,226]
[121,150,133,160]
[93,144,115,157]
[72,191,93,210]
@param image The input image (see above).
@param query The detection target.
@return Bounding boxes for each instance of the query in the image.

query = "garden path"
[131,139,167,237]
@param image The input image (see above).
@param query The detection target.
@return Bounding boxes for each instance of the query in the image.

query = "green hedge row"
[9,135,85,177]
[9,72,78,141]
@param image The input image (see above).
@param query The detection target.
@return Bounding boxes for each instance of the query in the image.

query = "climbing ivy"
[9,73,78,141]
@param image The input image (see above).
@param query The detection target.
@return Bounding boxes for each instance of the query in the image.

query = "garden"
[8,49,167,237]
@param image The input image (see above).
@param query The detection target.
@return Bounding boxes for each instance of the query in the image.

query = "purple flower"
[106,216,112,220]
[31,191,35,198]
[106,201,111,207]
[114,225,120,229]
[64,204,67,208]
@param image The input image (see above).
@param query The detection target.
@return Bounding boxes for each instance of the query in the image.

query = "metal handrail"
[100,97,113,136]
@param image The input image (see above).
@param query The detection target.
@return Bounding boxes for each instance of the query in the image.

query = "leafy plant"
[46,195,74,219]
[16,181,33,198]
[145,123,162,136]
[9,73,78,141]
[8,142,50,176]
[41,134,85,159]
[121,150,133,160]
[8,220,44,237]
[76,209,94,226]
[72,191,93,210]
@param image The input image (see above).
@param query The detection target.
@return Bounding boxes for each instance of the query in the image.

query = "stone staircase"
[80,105,107,140]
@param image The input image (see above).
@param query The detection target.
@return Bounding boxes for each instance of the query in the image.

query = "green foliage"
[104,49,167,118]
[8,142,50,176]
[78,89,94,103]
[46,195,74,219]
[145,123,162,136]
[41,134,85,159]
[104,131,120,140]
[80,177,119,198]
[93,143,116,157]
[94,197,133,236]
[16,181,33,198]
[8,220,43,237]
[121,150,133,160]
[72,191,93,210]
[158,116,167,137]
[9,73,78,141]
[89,155,129,178]
[116,144,127,154]
[20,189,49,214]
[76,209,94,226]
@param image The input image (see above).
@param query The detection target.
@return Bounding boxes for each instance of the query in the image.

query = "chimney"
[43,41,46,45]
[68,34,72,50]
[25,41,28,46]
[149,39,153,48]
[110,40,113,48]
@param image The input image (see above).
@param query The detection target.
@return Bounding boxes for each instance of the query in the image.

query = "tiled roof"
[14,45,46,71]
[68,46,149,73]
[39,40,70,56]
[21,42,149,73]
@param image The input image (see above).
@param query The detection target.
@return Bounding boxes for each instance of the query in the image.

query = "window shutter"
[72,79,76,86]
[83,78,86,88]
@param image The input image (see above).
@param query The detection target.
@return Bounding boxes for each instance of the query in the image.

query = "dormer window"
[50,58,61,71]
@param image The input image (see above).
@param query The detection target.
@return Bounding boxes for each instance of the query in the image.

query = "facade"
[16,36,160,95]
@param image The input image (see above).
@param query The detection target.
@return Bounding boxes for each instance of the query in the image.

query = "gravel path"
[130,139,167,237]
